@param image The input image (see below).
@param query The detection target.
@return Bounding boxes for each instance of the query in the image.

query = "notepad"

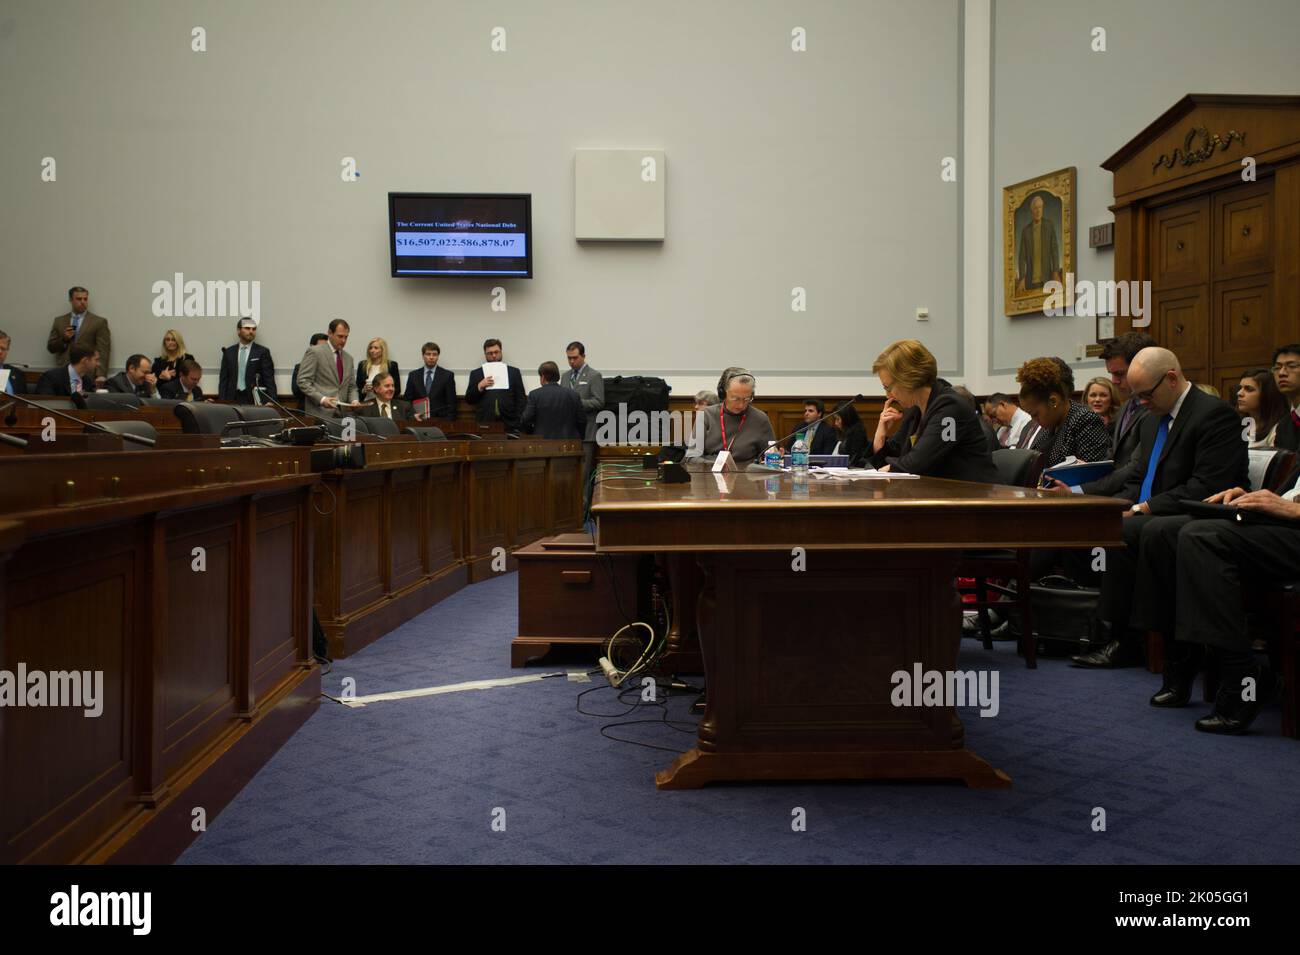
[809,467,921,480]
[1042,457,1114,486]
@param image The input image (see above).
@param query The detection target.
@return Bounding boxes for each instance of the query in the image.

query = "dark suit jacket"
[786,418,839,455]
[403,365,457,418]
[218,342,276,401]
[1,363,27,395]
[1113,385,1248,514]
[152,353,195,379]
[521,383,585,439]
[358,397,413,420]
[1274,409,1300,451]
[870,379,1000,483]
[466,364,527,430]
[158,378,205,401]
[839,423,869,467]
[357,361,401,399]
[105,371,155,397]
[35,366,79,396]
[1083,396,1147,495]
[47,312,111,379]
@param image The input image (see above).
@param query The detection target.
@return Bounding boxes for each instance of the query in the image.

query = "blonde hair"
[1196,383,1222,399]
[872,339,937,391]
[1083,376,1120,413]
[161,328,187,359]
[364,337,390,372]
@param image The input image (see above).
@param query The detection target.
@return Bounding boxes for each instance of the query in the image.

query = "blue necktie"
[3,370,12,395]
[1138,414,1173,504]
[425,369,432,394]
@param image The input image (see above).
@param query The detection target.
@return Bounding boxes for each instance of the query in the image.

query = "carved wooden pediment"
[1102,94,1300,205]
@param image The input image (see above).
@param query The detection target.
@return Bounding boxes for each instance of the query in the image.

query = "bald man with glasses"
[1047,347,1248,669]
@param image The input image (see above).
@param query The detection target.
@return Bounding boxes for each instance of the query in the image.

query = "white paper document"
[809,467,921,480]
[481,362,510,389]
[0,369,8,393]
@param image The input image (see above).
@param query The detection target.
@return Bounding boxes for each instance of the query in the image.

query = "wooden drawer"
[1214,182,1272,279]
[1153,285,1209,371]
[1150,196,1209,290]
[1214,276,1271,365]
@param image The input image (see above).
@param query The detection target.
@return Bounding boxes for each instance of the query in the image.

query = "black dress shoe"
[1070,639,1133,669]
[1195,671,1281,735]
[1150,679,1193,707]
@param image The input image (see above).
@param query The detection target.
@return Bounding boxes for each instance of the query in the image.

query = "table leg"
[655,549,1011,790]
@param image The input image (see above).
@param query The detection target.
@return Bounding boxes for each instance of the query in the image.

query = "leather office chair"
[93,419,158,449]
[174,402,240,435]
[355,416,401,437]
[140,397,181,409]
[82,392,142,410]
[404,426,447,441]
[236,405,283,438]
[956,448,1044,668]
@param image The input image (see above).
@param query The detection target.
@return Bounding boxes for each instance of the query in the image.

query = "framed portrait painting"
[1003,167,1076,316]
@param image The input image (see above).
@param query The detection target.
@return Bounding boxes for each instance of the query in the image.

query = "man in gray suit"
[562,341,605,510]
[47,286,112,384]
[296,318,361,417]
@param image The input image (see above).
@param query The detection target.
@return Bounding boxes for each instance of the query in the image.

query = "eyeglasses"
[725,394,754,406]
[1132,376,1167,402]
[1272,361,1300,373]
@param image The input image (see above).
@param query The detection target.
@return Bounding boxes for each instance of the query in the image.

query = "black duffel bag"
[602,375,671,415]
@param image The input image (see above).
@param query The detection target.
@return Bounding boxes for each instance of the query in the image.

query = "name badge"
[713,451,736,473]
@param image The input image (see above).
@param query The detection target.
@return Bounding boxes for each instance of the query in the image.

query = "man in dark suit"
[357,372,412,421]
[465,338,526,431]
[1060,346,1248,669]
[35,345,99,396]
[46,286,111,384]
[218,318,277,403]
[0,329,27,395]
[521,362,585,439]
[403,341,457,418]
[158,358,207,401]
[1269,343,1300,450]
[785,399,839,455]
[1079,331,1157,494]
[104,354,158,397]
[1130,467,1296,733]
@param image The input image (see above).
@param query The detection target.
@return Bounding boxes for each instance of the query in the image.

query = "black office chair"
[93,419,158,449]
[236,405,283,438]
[82,392,142,410]
[355,416,401,437]
[404,426,447,441]
[140,397,181,409]
[174,402,240,435]
[956,448,1044,668]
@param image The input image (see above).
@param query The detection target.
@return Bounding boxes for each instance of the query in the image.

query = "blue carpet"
[179,573,1300,864]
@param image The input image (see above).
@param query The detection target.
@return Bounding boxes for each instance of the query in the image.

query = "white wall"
[987,0,1300,388]
[0,0,960,398]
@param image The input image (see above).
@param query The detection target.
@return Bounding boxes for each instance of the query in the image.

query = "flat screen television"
[388,192,532,278]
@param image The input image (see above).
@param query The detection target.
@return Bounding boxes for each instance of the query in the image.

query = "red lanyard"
[720,406,746,451]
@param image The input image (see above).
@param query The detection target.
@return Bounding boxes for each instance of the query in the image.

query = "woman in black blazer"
[1015,357,1111,467]
[869,339,999,483]
[831,404,869,467]
[356,337,400,400]
[152,328,195,385]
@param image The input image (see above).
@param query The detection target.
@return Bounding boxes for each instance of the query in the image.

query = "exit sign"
[1089,222,1114,248]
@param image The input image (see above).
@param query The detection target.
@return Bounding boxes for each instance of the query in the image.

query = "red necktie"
[1292,409,1300,427]
[335,350,344,384]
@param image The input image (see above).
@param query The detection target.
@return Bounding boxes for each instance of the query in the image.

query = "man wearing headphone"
[685,366,776,465]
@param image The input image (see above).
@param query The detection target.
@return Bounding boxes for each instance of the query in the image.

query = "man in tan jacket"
[47,286,111,384]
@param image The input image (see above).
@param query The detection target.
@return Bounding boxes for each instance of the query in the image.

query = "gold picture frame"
[1003,166,1076,317]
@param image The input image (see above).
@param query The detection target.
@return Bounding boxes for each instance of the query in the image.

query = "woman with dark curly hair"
[1015,356,1111,467]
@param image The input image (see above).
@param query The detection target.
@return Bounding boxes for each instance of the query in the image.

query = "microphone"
[1,391,154,445]
[769,394,865,452]
[254,386,312,428]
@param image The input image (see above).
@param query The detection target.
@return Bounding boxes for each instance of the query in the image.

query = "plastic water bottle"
[763,441,782,469]
[791,438,809,482]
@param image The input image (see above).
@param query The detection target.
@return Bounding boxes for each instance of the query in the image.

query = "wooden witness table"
[591,462,1126,790]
